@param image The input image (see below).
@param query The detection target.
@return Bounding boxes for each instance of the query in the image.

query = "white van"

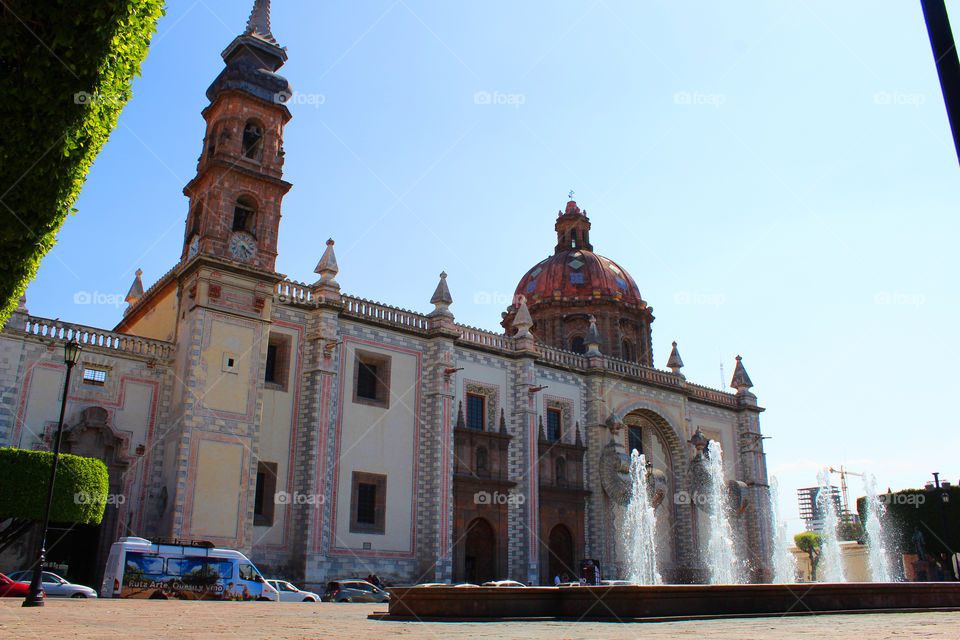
[101,537,279,601]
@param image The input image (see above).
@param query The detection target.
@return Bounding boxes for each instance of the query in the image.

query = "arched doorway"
[547,524,575,583]
[463,518,497,584]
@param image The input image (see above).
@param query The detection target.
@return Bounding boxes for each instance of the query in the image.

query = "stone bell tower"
[180,0,292,271]
[159,0,292,551]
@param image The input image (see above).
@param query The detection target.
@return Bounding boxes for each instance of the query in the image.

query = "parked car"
[322,580,390,603]
[600,580,632,586]
[6,571,97,598]
[480,580,527,587]
[267,579,320,602]
[0,573,29,597]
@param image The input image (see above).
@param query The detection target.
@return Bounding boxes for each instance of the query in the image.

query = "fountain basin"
[386,583,960,621]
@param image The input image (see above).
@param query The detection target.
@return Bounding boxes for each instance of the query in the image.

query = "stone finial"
[585,315,602,356]
[124,269,144,315]
[512,296,534,338]
[314,239,339,284]
[499,408,508,434]
[575,421,583,447]
[667,341,684,374]
[455,401,465,430]
[688,426,710,458]
[730,355,754,393]
[244,0,276,44]
[15,295,27,313]
[429,271,454,319]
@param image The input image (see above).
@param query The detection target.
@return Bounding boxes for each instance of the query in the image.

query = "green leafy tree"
[0,0,165,326]
[0,448,110,554]
[794,532,823,581]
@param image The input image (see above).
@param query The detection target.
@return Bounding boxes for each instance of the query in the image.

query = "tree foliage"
[0,447,110,553]
[794,532,822,581]
[857,486,960,557]
[0,0,165,327]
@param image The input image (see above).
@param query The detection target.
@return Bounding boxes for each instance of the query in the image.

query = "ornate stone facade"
[0,1,771,591]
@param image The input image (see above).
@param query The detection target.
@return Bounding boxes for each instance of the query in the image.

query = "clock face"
[228,231,257,263]
[187,235,200,259]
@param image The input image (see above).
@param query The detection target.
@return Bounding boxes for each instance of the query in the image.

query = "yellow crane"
[828,466,864,522]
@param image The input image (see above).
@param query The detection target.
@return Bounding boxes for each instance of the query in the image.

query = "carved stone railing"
[274,280,313,305]
[341,295,430,331]
[536,344,587,368]
[16,316,175,360]
[456,324,514,351]
[686,382,739,407]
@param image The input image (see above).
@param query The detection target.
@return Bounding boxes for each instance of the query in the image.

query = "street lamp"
[23,339,82,607]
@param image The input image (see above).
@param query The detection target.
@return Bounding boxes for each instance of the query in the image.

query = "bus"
[100,537,279,601]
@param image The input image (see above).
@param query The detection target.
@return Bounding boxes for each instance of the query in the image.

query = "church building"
[0,1,771,588]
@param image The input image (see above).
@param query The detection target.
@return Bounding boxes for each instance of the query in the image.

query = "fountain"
[863,474,894,582]
[703,440,746,584]
[816,467,846,582]
[769,477,798,583]
[623,450,662,585]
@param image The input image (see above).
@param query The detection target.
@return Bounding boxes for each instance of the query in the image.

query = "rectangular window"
[352,350,391,408]
[569,272,585,284]
[628,426,643,456]
[254,461,277,527]
[547,408,562,442]
[82,368,107,386]
[466,393,485,431]
[349,471,387,534]
[263,334,291,390]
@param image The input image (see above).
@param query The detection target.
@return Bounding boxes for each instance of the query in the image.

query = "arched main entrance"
[547,524,575,582]
[463,518,497,584]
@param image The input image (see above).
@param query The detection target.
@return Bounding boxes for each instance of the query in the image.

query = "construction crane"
[828,466,864,522]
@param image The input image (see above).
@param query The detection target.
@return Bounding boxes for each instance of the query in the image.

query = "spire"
[499,408,508,434]
[512,296,534,338]
[667,341,684,374]
[244,0,276,44]
[730,355,754,393]
[429,272,453,317]
[314,239,339,284]
[124,269,144,314]
[455,401,465,430]
[585,315,602,355]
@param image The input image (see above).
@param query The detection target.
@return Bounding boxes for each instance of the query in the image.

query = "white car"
[480,580,527,587]
[7,571,97,598]
[267,579,321,602]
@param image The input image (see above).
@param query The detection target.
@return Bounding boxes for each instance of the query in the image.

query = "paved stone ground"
[2,600,959,639]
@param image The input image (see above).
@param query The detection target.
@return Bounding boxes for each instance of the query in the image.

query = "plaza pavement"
[1,599,959,639]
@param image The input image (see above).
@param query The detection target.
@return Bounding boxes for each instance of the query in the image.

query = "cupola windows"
[232,196,258,236]
[242,120,264,161]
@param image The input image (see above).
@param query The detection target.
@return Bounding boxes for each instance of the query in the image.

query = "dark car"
[0,573,29,598]
[322,580,390,603]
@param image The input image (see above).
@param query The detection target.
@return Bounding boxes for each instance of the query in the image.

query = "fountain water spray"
[816,467,846,582]
[624,450,662,585]
[704,440,745,584]
[863,474,894,582]
[769,477,798,583]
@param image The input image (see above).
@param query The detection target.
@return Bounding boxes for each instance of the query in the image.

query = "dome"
[502,200,654,365]
[513,249,644,306]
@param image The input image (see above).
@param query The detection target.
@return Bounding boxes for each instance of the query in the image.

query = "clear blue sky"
[23,0,960,534]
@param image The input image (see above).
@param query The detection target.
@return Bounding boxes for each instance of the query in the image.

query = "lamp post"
[22,340,82,607]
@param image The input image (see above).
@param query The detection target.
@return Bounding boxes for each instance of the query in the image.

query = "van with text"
[101,537,279,601]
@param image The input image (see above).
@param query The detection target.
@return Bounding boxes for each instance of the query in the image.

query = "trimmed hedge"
[857,486,960,556]
[0,447,109,525]
[0,0,165,327]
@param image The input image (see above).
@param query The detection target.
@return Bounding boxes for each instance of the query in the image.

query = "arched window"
[570,336,586,354]
[571,230,577,248]
[628,425,643,457]
[622,340,633,361]
[555,457,566,486]
[242,121,264,161]
[475,446,489,476]
[207,125,217,157]
[232,196,257,236]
